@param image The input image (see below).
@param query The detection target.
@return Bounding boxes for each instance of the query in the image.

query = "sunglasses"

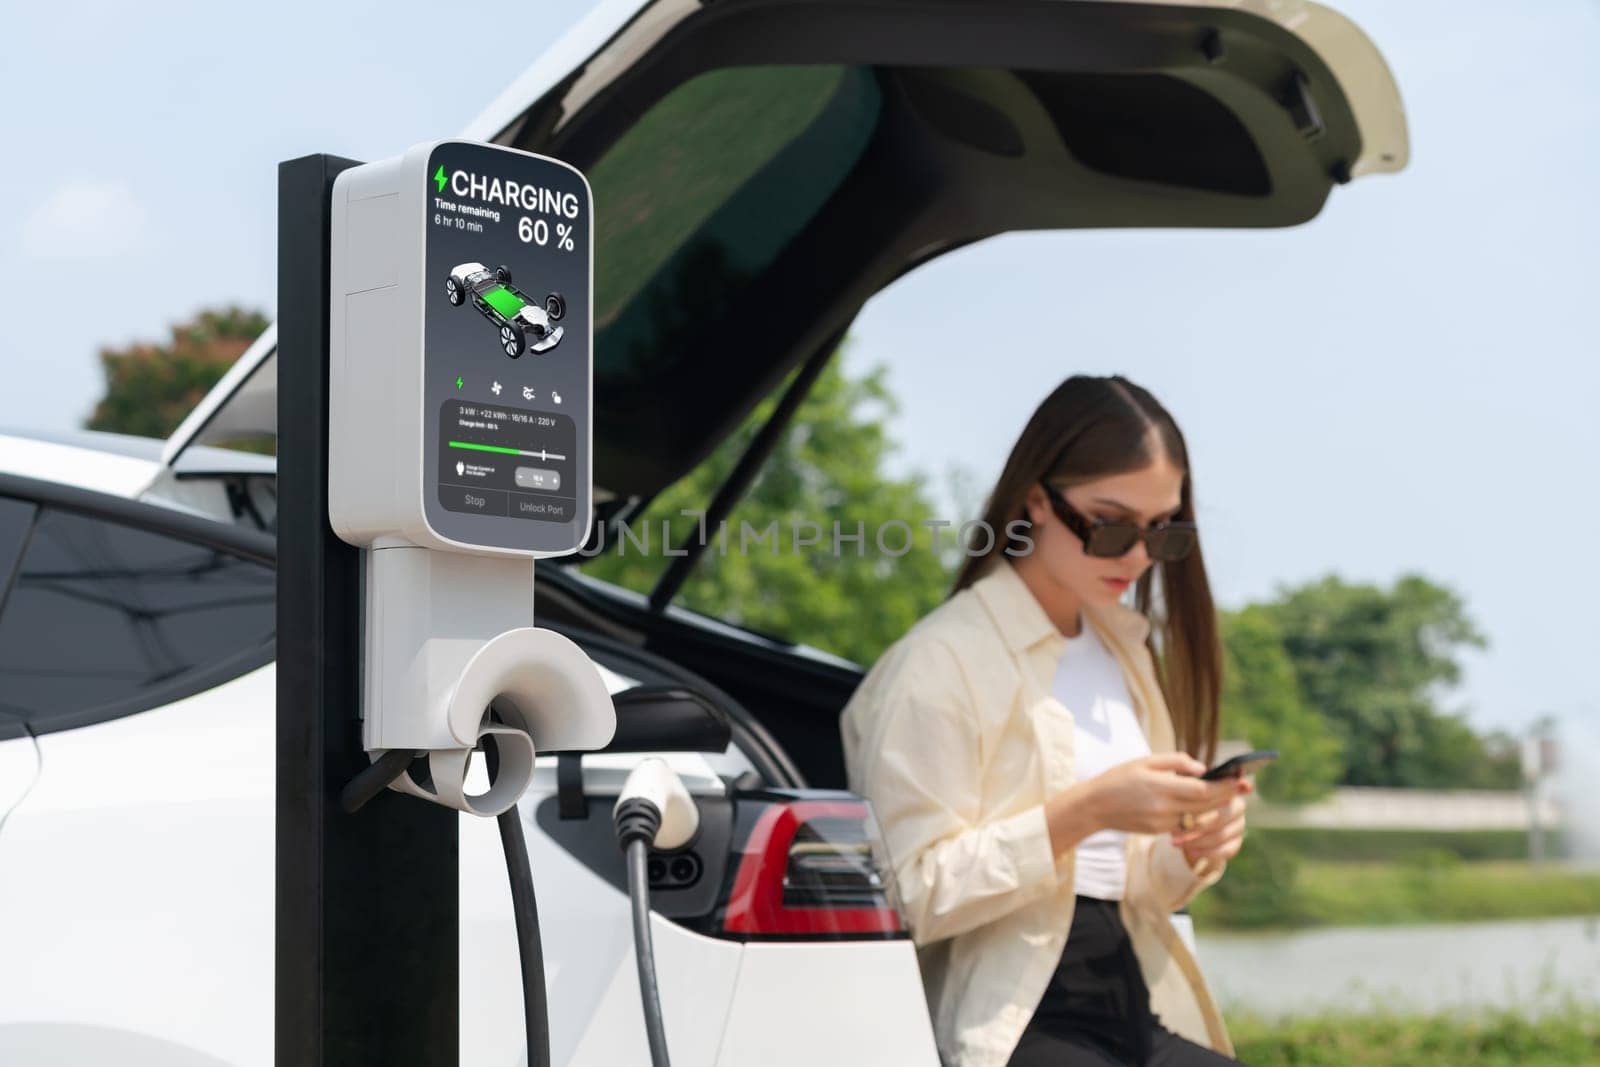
[1038,481,1198,562]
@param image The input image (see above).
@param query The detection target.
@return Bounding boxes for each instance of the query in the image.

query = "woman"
[840,375,1254,1067]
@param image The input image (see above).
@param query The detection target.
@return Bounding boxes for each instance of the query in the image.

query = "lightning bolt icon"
[434,165,447,193]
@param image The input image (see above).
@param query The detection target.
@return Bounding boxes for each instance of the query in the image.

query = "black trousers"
[1007,895,1244,1067]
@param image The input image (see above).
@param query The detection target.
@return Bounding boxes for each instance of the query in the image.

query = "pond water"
[1196,913,1600,1019]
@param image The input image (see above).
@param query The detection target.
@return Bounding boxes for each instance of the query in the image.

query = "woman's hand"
[1170,775,1254,867]
[1082,753,1237,836]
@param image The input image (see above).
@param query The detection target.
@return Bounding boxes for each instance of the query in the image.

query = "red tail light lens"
[721,798,906,939]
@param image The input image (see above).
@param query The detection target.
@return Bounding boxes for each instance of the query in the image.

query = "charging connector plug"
[614,758,700,850]
[612,758,700,1067]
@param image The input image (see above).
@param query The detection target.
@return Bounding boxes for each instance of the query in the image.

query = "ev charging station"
[327,139,613,813]
[276,141,615,1065]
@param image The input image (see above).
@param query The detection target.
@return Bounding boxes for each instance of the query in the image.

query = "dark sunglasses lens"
[1087,525,1141,557]
[1147,527,1197,561]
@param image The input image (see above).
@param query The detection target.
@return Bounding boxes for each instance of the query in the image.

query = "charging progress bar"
[449,440,569,462]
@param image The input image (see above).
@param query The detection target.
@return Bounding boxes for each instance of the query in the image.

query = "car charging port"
[646,850,703,890]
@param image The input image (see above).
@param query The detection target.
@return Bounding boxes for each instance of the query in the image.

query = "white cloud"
[19,179,147,260]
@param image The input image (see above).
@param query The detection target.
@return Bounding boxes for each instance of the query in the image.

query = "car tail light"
[720,797,907,939]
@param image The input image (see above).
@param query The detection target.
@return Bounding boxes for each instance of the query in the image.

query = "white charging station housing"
[329,140,614,815]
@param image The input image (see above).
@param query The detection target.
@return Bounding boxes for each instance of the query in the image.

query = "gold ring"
[1178,812,1196,831]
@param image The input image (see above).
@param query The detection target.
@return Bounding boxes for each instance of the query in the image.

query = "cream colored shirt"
[840,557,1234,1066]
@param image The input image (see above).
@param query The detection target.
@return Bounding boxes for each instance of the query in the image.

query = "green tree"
[86,306,268,439]
[1413,717,1522,790]
[1258,574,1499,788]
[1218,605,1342,802]
[581,347,955,666]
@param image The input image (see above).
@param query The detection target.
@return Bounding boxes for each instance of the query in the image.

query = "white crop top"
[1050,612,1151,900]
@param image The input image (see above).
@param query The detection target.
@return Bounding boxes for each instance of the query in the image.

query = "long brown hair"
[950,375,1223,765]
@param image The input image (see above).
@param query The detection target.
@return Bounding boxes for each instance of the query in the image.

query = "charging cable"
[342,742,552,1067]
[338,748,418,814]
[485,732,552,1067]
[613,758,701,1067]
[497,793,552,1067]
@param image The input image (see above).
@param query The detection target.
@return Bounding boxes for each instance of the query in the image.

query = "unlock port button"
[514,467,562,492]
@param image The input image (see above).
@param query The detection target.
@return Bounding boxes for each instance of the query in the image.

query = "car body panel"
[464,0,1412,500]
[715,940,941,1065]
[0,733,41,833]
[463,0,1406,179]
[0,647,925,1065]
[0,494,929,1063]
[460,803,745,1066]
[0,430,162,499]
[0,668,278,1066]
[0,429,275,527]
[1106,0,1406,177]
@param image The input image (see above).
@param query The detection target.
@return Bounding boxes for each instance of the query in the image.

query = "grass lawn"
[1191,852,1600,930]
[1229,1005,1600,1066]
[1290,860,1600,927]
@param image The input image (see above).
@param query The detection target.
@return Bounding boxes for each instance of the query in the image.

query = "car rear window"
[0,504,274,736]
[586,64,881,383]
[0,494,35,610]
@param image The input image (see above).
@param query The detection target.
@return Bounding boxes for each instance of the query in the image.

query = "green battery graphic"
[482,285,527,320]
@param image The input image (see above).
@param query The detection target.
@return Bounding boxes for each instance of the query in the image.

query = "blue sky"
[3,1,1596,748]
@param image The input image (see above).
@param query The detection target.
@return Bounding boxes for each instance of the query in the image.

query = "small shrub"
[1193,835,1305,929]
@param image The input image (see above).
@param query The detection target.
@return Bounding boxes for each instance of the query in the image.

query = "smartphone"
[1200,749,1278,781]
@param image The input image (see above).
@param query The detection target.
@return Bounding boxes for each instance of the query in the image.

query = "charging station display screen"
[422,141,591,554]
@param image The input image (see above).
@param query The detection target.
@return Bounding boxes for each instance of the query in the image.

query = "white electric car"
[0,428,930,1066]
[0,1,1407,1063]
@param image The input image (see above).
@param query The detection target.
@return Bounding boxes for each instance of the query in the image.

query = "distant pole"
[1528,776,1544,863]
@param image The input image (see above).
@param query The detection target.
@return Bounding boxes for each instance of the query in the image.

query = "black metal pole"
[276,153,459,1066]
